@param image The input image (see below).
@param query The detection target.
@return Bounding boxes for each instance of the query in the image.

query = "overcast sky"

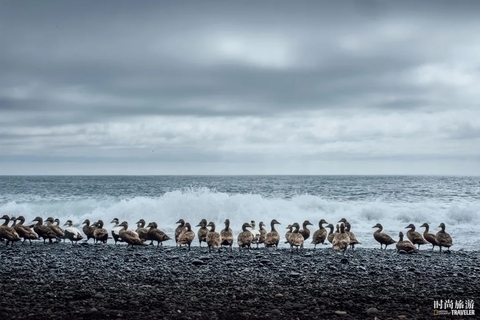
[1,1,479,175]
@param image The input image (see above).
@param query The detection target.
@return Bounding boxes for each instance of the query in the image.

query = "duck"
[146,222,171,246]
[220,219,234,250]
[13,216,38,244]
[405,223,428,249]
[264,219,281,248]
[332,223,350,255]
[289,222,304,251]
[110,218,124,245]
[135,219,149,242]
[327,223,335,244]
[419,222,438,250]
[250,220,261,245]
[237,222,254,250]
[372,223,396,249]
[177,222,195,250]
[343,221,361,250]
[82,219,96,243]
[299,220,313,241]
[45,217,65,241]
[284,224,293,244]
[311,219,328,249]
[396,231,418,253]
[93,220,108,244]
[32,216,58,244]
[175,219,187,244]
[118,221,147,247]
[54,218,66,242]
[435,222,453,253]
[196,219,208,247]
[257,221,267,247]
[206,221,222,252]
[63,220,84,244]
[0,215,21,245]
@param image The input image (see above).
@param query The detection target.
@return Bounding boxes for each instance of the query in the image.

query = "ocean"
[1,175,479,250]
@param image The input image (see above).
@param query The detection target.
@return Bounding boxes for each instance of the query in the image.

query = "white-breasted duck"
[110,218,124,245]
[372,223,396,250]
[63,220,84,244]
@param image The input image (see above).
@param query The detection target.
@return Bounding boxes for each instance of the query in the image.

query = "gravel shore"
[1,243,478,320]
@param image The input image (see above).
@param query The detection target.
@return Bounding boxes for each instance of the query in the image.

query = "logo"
[433,299,475,316]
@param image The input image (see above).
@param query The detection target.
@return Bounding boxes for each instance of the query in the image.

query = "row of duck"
[0,215,452,253]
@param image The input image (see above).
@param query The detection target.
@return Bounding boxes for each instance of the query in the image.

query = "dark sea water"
[1,175,479,249]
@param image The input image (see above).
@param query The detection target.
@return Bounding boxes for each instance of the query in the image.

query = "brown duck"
[0,215,21,245]
[220,219,234,250]
[237,222,254,250]
[206,221,222,252]
[135,219,149,242]
[118,221,147,247]
[419,222,438,250]
[327,223,335,244]
[13,216,38,244]
[82,219,96,243]
[344,221,360,250]
[63,220,84,244]
[289,222,304,251]
[299,220,313,241]
[45,217,65,240]
[405,223,428,249]
[372,223,396,249]
[257,221,267,247]
[177,222,195,250]
[284,224,293,244]
[196,219,208,247]
[435,223,453,253]
[264,219,281,248]
[146,222,170,246]
[93,220,108,244]
[332,223,350,255]
[311,219,328,248]
[33,216,58,244]
[396,231,418,253]
[175,219,186,244]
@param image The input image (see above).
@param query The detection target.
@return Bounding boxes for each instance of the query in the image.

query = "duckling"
[419,222,438,250]
[299,220,313,241]
[327,223,335,244]
[177,222,195,250]
[257,221,267,247]
[175,219,186,244]
[13,216,38,244]
[196,218,208,247]
[436,222,453,253]
[45,217,64,241]
[135,219,149,242]
[206,221,222,252]
[250,220,261,245]
[93,220,108,244]
[332,223,350,255]
[32,216,58,244]
[284,224,293,244]
[0,215,21,245]
[118,221,147,247]
[396,231,418,253]
[63,220,84,244]
[311,219,328,249]
[343,221,361,250]
[372,223,396,249]
[146,222,171,246]
[82,219,95,243]
[237,222,254,250]
[264,219,281,248]
[220,219,234,250]
[405,223,428,249]
[289,222,304,251]
[110,218,124,245]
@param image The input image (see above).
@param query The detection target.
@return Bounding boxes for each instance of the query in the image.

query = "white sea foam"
[1,188,478,250]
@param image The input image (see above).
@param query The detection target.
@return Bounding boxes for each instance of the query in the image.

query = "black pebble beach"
[1,244,479,320]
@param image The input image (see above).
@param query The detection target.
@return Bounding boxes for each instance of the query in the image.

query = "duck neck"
[303,223,309,232]
[271,222,277,232]
[1,219,8,226]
